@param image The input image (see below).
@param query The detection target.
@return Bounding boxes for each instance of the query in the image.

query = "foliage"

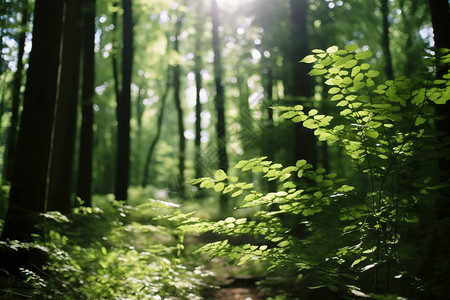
[183,45,450,298]
[0,198,212,299]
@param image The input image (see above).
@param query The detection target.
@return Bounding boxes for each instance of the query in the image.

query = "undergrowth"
[0,196,213,300]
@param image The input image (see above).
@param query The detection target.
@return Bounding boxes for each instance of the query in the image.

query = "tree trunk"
[142,75,170,188]
[77,0,96,207]
[46,0,82,213]
[380,0,394,79]
[133,84,144,185]
[173,17,185,199]
[289,0,316,166]
[420,1,450,297]
[0,3,65,276]
[194,5,203,180]
[211,0,229,211]
[237,70,253,153]
[3,0,29,183]
[115,0,133,201]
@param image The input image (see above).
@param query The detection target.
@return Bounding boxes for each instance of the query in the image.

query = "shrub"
[181,45,450,298]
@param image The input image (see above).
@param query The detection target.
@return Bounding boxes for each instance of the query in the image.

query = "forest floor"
[201,286,265,300]
[200,275,266,300]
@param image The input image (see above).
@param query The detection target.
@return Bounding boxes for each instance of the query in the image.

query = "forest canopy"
[0,0,449,299]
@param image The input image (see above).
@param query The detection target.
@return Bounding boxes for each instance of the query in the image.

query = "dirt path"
[201,286,265,300]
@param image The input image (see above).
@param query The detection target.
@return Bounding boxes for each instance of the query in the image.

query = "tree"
[419,1,450,297]
[0,0,81,273]
[194,1,204,180]
[77,0,96,207]
[380,0,394,79]
[46,0,83,213]
[211,0,229,211]
[173,15,186,199]
[289,0,316,166]
[142,74,170,188]
[115,0,133,201]
[1,0,65,241]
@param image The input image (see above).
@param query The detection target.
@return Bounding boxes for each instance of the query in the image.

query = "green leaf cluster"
[189,46,450,297]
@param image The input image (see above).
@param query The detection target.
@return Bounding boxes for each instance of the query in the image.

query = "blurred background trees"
[0,0,436,205]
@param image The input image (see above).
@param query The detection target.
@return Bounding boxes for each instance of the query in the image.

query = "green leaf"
[231,190,243,197]
[360,63,370,70]
[292,116,305,123]
[282,111,297,119]
[340,109,352,116]
[303,119,319,129]
[214,169,227,181]
[345,44,359,52]
[326,45,339,53]
[278,240,290,248]
[309,69,328,76]
[351,256,367,268]
[331,94,344,101]
[224,217,236,223]
[342,77,353,85]
[354,72,364,82]
[366,78,375,87]
[351,66,361,77]
[355,50,373,60]
[296,159,307,168]
[308,109,318,116]
[337,100,348,107]
[201,180,215,189]
[214,182,225,192]
[235,160,247,169]
[344,60,358,68]
[365,70,380,78]
[301,55,317,63]
[329,87,341,94]
[365,130,379,139]
[415,117,427,126]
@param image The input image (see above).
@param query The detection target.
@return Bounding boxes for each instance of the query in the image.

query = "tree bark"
[46,0,82,213]
[194,5,203,180]
[3,0,29,182]
[381,0,394,79]
[289,0,316,166]
[211,0,229,211]
[115,0,133,201]
[142,75,170,188]
[173,17,186,199]
[419,1,450,297]
[1,0,64,241]
[77,0,96,207]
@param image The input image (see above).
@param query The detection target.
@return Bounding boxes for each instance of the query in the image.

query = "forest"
[0,0,449,299]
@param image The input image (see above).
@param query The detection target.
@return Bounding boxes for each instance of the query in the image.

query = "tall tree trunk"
[115,0,133,201]
[211,0,229,211]
[46,0,82,213]
[289,0,316,166]
[0,0,65,273]
[420,1,450,297]
[133,85,144,185]
[173,17,185,199]
[3,0,29,182]
[194,5,203,180]
[142,75,170,188]
[381,0,394,79]
[237,69,253,153]
[77,0,96,207]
